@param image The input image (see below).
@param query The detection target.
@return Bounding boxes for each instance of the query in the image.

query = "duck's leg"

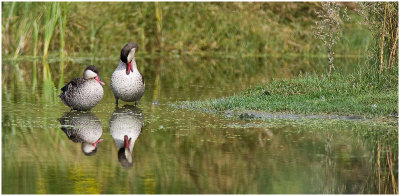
[115,97,119,106]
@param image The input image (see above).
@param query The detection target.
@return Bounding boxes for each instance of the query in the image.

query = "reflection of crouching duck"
[109,105,144,168]
[59,111,104,156]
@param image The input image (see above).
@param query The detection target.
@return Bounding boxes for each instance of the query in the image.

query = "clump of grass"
[314,2,349,78]
[181,73,397,118]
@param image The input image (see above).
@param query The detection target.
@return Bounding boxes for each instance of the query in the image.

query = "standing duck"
[109,105,144,168]
[59,111,104,156]
[59,65,105,111]
[111,42,145,106]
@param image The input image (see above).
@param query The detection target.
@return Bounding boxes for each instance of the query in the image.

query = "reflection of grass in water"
[41,61,57,104]
[2,104,397,194]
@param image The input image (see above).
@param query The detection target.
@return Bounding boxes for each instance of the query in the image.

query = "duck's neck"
[119,60,138,71]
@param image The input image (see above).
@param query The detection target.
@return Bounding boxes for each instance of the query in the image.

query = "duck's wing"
[140,72,145,84]
[61,78,86,93]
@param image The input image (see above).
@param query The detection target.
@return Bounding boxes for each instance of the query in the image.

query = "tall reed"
[154,2,163,50]
[59,3,67,58]
[358,2,398,74]
[42,3,59,60]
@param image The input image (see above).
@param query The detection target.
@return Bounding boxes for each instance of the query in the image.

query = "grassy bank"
[178,2,398,120]
[179,68,398,119]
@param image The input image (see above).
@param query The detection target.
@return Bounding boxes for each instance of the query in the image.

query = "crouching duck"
[111,42,145,106]
[59,65,105,111]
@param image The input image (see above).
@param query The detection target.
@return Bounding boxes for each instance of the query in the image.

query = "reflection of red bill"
[93,138,104,147]
[124,135,132,149]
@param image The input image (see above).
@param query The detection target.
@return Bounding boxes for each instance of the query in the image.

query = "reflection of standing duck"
[109,105,144,168]
[59,111,104,156]
[59,65,105,111]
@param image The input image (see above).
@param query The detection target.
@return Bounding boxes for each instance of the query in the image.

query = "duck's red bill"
[95,76,105,85]
[126,62,132,75]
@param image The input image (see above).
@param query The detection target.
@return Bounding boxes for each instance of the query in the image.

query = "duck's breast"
[111,62,145,102]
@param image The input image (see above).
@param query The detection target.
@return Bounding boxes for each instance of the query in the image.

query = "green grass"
[2,2,372,59]
[180,68,398,119]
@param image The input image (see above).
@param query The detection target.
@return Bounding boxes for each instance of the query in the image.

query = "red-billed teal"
[59,65,105,111]
[111,42,145,106]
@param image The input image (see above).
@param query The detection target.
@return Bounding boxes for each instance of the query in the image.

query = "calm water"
[2,56,398,194]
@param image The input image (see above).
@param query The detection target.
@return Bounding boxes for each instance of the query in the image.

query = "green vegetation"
[179,2,398,120]
[2,2,398,194]
[180,71,397,118]
[2,2,371,59]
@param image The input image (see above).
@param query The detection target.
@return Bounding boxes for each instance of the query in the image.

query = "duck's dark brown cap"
[120,42,138,63]
[118,148,133,168]
[84,65,99,74]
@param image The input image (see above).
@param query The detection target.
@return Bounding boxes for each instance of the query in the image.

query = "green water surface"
[2,57,398,194]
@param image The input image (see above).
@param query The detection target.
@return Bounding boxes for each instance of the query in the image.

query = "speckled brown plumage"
[59,66,104,111]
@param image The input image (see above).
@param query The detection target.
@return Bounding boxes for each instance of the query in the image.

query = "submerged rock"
[239,113,260,120]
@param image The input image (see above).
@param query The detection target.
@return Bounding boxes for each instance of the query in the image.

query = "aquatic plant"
[314,2,349,78]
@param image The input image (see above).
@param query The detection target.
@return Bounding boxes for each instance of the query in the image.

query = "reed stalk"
[386,146,397,194]
[379,4,387,74]
[13,20,32,59]
[42,3,59,60]
[154,2,163,50]
[58,60,65,93]
[388,28,398,70]
[59,3,67,59]
[151,62,161,110]
[5,2,16,31]
[377,141,381,194]
[89,21,105,63]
